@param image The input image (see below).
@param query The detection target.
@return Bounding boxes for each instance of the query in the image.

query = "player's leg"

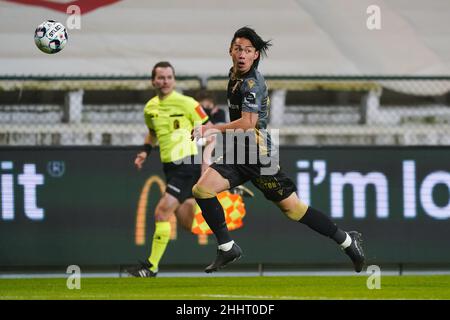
[147,192,181,273]
[192,166,231,244]
[250,167,365,273]
[276,192,346,242]
[192,165,244,272]
[146,159,203,272]
[174,160,204,231]
[127,192,180,277]
[175,198,196,231]
[275,192,365,272]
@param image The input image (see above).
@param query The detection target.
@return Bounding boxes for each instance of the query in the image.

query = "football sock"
[299,207,348,245]
[218,240,235,252]
[195,197,232,245]
[339,232,352,249]
[148,221,171,273]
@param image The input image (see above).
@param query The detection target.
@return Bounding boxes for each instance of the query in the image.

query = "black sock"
[195,197,232,245]
[299,207,347,244]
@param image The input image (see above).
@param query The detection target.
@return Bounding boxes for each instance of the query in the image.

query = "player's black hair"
[152,61,175,80]
[230,26,272,69]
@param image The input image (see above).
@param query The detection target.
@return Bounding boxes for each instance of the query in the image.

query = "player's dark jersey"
[226,67,273,157]
[211,67,295,201]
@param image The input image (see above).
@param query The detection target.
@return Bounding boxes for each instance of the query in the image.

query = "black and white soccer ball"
[34,20,68,54]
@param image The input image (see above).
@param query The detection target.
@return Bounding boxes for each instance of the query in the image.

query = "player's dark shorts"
[163,156,201,203]
[210,162,297,202]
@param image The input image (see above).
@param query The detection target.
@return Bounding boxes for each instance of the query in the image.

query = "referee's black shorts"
[210,161,297,203]
[163,156,201,203]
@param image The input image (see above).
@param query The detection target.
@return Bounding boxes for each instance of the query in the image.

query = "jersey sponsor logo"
[244,92,256,104]
[195,105,208,119]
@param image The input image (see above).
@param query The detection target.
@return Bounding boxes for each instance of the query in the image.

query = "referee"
[127,61,209,277]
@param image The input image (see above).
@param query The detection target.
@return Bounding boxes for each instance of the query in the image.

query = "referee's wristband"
[142,143,153,155]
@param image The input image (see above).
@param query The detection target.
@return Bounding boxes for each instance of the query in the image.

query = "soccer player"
[191,27,366,273]
[127,61,209,277]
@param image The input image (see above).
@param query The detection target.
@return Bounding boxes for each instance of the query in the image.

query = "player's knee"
[283,200,309,221]
[154,208,171,221]
[155,202,173,220]
[155,212,169,222]
[192,184,216,199]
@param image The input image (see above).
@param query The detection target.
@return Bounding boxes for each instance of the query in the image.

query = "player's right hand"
[134,152,147,170]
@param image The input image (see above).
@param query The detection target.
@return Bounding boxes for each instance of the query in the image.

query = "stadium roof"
[0,0,449,76]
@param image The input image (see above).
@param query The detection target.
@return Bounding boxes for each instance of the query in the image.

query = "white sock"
[218,240,234,252]
[340,233,352,249]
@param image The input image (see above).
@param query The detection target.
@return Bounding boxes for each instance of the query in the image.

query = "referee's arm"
[135,129,157,170]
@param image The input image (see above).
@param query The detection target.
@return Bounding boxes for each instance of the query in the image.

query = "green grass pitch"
[1,275,450,300]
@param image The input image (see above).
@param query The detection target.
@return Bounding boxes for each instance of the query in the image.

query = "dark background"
[0,146,449,270]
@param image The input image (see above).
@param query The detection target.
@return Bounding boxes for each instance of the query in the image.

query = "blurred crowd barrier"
[0,75,449,146]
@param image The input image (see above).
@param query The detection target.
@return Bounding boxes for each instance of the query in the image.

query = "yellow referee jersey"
[144,91,209,163]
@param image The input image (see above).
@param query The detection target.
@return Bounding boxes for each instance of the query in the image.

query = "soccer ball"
[34,20,68,54]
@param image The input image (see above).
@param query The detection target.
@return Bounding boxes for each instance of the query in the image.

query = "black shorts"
[210,162,297,202]
[163,157,201,203]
